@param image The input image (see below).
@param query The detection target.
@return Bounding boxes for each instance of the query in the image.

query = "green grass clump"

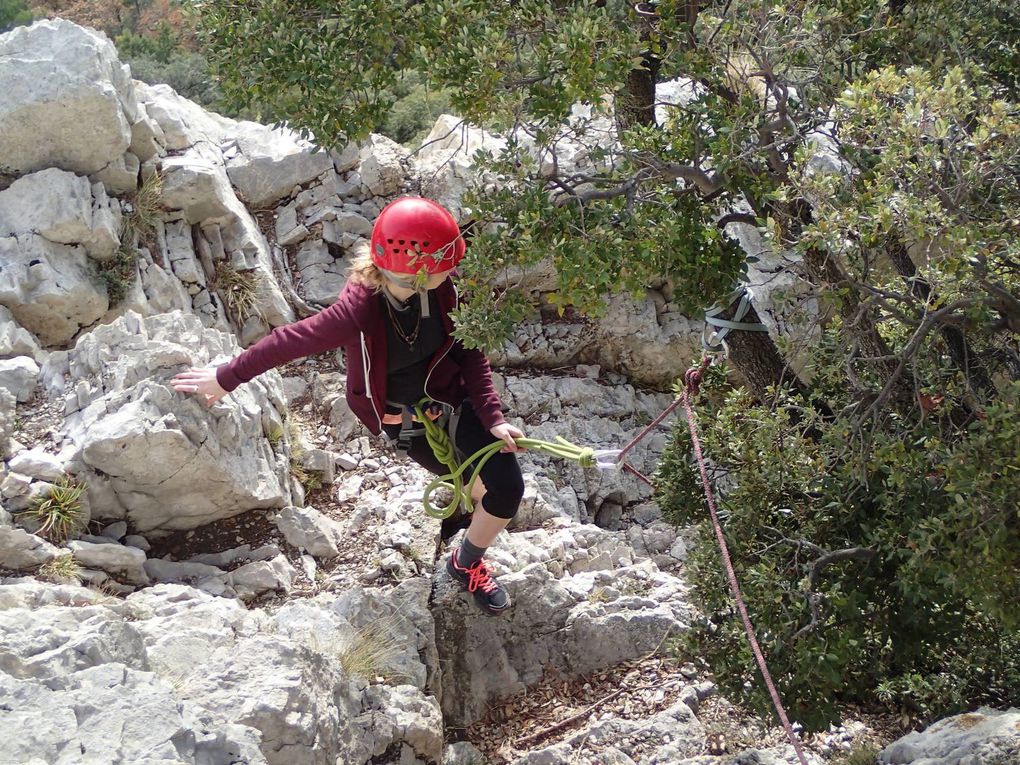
[28,476,87,542]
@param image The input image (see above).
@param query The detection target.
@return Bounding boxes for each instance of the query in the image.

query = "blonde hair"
[346,241,385,291]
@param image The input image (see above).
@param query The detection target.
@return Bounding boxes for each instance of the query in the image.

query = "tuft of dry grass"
[36,553,83,584]
[215,262,265,321]
[337,615,409,683]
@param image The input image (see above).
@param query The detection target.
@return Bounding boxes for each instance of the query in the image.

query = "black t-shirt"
[383,291,446,407]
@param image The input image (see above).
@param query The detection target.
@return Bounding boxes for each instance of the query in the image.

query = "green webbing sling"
[411,399,601,520]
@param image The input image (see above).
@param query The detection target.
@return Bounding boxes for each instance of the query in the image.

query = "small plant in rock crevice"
[27,476,87,543]
[282,417,323,492]
[126,170,164,234]
[336,615,409,683]
[96,242,140,305]
[36,553,82,584]
[215,262,265,322]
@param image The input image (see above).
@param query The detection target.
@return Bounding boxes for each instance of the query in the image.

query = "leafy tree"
[381,70,454,146]
[0,0,33,32]
[192,0,1019,727]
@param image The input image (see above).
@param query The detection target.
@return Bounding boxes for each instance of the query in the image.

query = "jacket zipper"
[360,331,383,432]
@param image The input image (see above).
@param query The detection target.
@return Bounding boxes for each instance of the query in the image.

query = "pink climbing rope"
[680,360,811,765]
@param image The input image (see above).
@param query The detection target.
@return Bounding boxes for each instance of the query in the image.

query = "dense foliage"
[0,0,33,32]
[191,0,1019,728]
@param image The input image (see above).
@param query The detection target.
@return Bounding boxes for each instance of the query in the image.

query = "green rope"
[412,401,596,520]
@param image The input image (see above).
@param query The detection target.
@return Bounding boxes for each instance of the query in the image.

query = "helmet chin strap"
[379,267,430,317]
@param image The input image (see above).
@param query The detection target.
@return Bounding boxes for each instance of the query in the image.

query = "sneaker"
[446,548,512,616]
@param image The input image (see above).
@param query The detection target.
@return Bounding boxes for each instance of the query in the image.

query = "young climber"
[170,196,525,615]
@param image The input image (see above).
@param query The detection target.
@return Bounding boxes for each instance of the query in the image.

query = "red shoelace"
[463,560,499,594]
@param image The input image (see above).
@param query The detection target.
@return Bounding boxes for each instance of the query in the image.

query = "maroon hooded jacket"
[216,279,507,436]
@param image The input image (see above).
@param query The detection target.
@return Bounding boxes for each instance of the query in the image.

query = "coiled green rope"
[413,401,598,520]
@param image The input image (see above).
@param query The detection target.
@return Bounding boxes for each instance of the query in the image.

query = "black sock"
[458,537,487,567]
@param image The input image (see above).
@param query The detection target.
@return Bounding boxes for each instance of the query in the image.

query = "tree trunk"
[713,300,809,402]
[886,243,994,398]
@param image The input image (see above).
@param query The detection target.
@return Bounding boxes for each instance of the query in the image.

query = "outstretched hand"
[171,366,228,407]
[490,422,525,453]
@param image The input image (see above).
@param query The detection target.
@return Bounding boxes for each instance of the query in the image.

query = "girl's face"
[423,268,454,290]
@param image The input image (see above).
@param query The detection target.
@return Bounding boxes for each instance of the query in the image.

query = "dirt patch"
[146,509,281,566]
[13,393,66,454]
[464,655,695,763]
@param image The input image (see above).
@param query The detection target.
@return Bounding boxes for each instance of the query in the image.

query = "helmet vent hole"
[398,239,405,244]
[387,238,394,244]
[422,242,429,247]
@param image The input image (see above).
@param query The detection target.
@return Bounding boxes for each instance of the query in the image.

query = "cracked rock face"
[59,311,294,533]
[0,579,444,765]
[0,234,110,346]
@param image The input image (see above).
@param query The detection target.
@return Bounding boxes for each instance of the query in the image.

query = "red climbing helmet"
[370,196,465,275]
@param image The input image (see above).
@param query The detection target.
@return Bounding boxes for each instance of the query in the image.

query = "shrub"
[0,0,32,33]
[655,372,1020,729]
[96,244,140,305]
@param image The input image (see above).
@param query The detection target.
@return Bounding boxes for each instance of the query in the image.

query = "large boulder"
[225,122,334,208]
[0,579,446,765]
[134,81,236,152]
[0,306,44,362]
[0,20,137,180]
[0,168,122,261]
[434,521,693,728]
[417,115,506,220]
[0,527,61,571]
[358,134,411,197]
[879,708,1020,765]
[60,311,294,533]
[0,235,109,346]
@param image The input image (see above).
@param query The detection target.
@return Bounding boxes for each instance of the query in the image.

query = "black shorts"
[383,402,524,520]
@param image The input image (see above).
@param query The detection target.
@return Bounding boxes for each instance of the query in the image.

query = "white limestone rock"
[62,311,294,533]
[880,708,1020,765]
[0,235,109,346]
[134,81,236,152]
[0,388,14,459]
[0,168,122,261]
[417,114,507,220]
[226,554,296,601]
[276,505,343,558]
[0,356,38,402]
[225,122,333,208]
[128,101,166,163]
[144,557,225,584]
[358,134,411,196]
[0,527,61,570]
[159,143,238,224]
[0,306,44,363]
[0,20,136,179]
[7,448,65,482]
[67,539,149,585]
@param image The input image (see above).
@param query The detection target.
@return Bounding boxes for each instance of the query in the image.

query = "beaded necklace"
[385,293,421,347]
